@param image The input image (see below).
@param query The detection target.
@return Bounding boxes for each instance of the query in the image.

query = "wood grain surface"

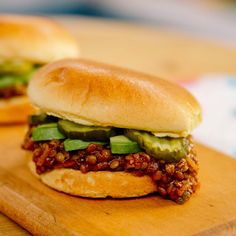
[0,214,29,236]
[1,16,236,235]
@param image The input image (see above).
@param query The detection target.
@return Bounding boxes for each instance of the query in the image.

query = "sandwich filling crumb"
[0,84,26,98]
[22,124,199,204]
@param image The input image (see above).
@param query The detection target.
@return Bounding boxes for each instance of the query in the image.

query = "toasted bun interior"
[0,14,80,63]
[28,59,201,136]
[28,158,157,198]
[0,96,35,124]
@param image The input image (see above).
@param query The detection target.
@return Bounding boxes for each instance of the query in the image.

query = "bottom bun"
[28,159,157,198]
[0,96,35,124]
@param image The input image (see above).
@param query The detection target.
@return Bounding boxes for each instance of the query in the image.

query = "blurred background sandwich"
[0,14,80,124]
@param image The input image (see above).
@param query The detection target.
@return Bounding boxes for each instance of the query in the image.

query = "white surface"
[183,76,236,157]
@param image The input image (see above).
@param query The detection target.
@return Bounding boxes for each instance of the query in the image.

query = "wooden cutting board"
[1,16,236,235]
[1,125,236,236]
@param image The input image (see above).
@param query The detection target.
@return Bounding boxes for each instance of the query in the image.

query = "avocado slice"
[32,123,66,141]
[0,68,37,88]
[0,76,18,88]
[64,139,107,151]
[110,135,141,154]
[125,130,188,161]
[58,120,117,141]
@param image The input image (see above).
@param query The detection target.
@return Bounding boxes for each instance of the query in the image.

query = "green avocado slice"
[110,135,141,154]
[64,139,107,151]
[32,123,66,141]
[0,68,37,88]
[0,76,17,88]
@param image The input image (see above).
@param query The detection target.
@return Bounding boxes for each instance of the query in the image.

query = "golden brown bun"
[0,96,35,124]
[28,159,157,198]
[28,59,202,136]
[0,14,80,63]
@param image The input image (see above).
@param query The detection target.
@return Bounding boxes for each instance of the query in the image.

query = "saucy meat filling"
[22,125,199,204]
[0,84,26,99]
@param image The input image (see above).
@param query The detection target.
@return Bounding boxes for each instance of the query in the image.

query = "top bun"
[28,59,201,137]
[0,14,80,63]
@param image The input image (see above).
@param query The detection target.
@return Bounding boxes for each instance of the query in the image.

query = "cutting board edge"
[0,175,80,236]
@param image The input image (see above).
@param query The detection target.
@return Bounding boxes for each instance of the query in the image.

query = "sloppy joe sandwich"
[0,14,80,123]
[22,59,201,204]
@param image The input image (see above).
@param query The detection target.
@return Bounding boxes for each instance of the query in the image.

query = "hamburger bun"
[28,59,201,137]
[28,158,157,198]
[0,96,35,124]
[0,14,80,63]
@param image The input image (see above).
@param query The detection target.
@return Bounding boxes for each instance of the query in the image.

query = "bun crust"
[0,14,80,63]
[28,159,157,198]
[29,59,201,136]
[0,96,35,124]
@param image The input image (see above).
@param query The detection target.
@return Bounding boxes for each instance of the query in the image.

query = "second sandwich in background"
[0,14,80,124]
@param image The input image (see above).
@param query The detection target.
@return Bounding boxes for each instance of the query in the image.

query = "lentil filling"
[22,126,199,204]
[0,84,26,99]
